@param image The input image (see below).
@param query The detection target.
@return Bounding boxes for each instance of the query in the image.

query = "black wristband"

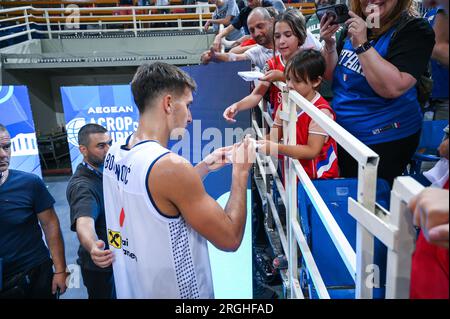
[355,41,372,55]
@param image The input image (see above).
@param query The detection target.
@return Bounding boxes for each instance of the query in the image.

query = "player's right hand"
[232,135,256,172]
[223,104,239,123]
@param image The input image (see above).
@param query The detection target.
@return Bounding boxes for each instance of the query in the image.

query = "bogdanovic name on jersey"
[104,153,131,185]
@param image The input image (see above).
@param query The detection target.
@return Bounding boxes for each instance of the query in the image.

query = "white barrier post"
[45,10,52,39]
[355,158,378,299]
[24,8,32,40]
[284,88,303,298]
[385,177,423,298]
[132,8,138,36]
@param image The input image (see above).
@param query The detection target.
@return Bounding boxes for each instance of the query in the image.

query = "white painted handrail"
[252,77,423,299]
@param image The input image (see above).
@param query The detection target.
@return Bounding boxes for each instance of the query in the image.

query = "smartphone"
[316,4,350,25]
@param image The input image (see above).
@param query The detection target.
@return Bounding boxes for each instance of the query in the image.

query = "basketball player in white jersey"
[103,62,255,298]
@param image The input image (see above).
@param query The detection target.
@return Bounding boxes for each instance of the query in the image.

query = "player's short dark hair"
[78,123,107,147]
[131,62,197,114]
[0,123,7,133]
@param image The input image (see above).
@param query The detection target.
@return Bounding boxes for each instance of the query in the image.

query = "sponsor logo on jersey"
[108,228,138,262]
[108,229,122,249]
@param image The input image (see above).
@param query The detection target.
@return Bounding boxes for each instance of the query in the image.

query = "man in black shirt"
[212,0,285,51]
[66,124,115,299]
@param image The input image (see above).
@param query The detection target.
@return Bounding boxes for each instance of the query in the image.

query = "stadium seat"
[298,178,391,299]
[408,119,448,176]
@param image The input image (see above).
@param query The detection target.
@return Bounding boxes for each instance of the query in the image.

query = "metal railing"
[0,4,216,46]
[252,80,424,299]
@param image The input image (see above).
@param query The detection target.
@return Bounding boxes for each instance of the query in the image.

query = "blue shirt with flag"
[332,27,423,145]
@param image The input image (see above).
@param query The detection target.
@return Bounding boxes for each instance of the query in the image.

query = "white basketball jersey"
[103,138,214,299]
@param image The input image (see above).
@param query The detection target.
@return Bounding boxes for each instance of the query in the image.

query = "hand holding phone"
[316,4,350,25]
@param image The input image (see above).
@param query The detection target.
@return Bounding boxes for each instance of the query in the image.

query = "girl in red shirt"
[258,49,339,180]
[223,8,308,122]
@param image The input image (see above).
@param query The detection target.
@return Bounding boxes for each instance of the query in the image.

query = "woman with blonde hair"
[320,0,435,185]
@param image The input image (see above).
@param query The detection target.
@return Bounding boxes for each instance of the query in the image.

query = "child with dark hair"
[223,8,308,122]
[258,49,339,179]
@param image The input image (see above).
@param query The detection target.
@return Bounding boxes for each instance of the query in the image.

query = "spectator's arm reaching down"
[213,24,236,51]
[230,42,256,54]
[200,48,248,64]
[205,15,234,31]
[233,34,252,47]
[409,188,449,249]
[260,109,332,160]
[223,80,271,122]
[149,138,255,252]
[432,10,449,67]
[258,134,326,160]
[38,208,68,294]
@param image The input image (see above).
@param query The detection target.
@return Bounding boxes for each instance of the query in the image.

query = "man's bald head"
[247,7,275,48]
[248,7,274,23]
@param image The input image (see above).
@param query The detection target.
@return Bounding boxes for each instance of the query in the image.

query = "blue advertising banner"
[62,85,139,173]
[61,61,254,298]
[0,85,41,177]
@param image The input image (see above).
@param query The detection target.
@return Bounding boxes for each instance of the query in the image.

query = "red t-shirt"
[241,38,257,47]
[264,55,285,119]
[278,93,339,181]
[296,94,339,179]
[410,180,449,299]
